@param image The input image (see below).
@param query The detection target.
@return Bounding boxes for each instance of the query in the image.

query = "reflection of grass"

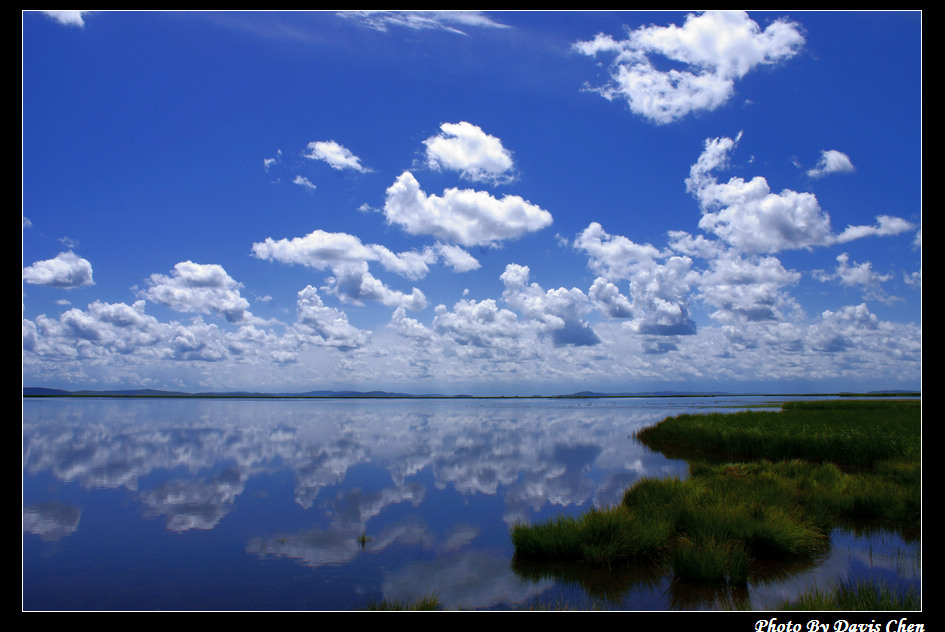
[511,400,920,594]
[512,552,666,604]
[779,578,920,610]
[519,599,604,611]
[668,534,751,586]
[366,594,440,610]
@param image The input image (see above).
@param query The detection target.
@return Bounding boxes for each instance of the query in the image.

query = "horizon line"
[22,386,922,400]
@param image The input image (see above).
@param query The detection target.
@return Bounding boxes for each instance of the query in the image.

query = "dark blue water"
[22,396,920,611]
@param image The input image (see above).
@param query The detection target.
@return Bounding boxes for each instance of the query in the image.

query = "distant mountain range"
[22,387,919,399]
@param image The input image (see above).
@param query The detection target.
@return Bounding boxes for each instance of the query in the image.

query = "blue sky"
[22,10,922,395]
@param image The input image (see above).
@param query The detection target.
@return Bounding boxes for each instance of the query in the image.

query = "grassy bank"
[510,400,920,592]
[634,399,920,468]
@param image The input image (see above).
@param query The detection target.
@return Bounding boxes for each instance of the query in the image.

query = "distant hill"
[24,387,736,399]
[76,388,191,397]
[22,387,72,396]
[23,387,426,398]
[568,390,733,398]
[23,387,192,397]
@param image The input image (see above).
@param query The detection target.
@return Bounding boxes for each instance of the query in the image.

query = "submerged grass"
[511,399,920,593]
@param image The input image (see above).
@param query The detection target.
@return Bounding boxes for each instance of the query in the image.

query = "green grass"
[511,399,920,591]
[634,399,920,468]
[510,505,670,566]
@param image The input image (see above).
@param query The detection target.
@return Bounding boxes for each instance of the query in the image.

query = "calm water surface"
[22,396,920,611]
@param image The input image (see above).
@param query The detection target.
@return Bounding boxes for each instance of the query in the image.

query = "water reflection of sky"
[22,396,918,611]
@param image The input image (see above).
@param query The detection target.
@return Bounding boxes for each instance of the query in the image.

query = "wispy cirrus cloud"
[292,175,317,192]
[338,11,510,35]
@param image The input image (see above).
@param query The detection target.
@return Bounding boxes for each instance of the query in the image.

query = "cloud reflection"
[24,398,686,534]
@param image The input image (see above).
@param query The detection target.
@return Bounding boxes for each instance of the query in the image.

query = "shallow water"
[22,395,919,611]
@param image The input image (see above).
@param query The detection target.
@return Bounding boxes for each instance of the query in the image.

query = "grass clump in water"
[511,399,920,588]
[513,466,829,584]
[510,504,670,566]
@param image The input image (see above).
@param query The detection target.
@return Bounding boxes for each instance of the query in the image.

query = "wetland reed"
[510,399,920,591]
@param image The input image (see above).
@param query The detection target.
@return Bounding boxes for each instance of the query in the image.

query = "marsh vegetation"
[510,400,920,609]
[24,396,917,610]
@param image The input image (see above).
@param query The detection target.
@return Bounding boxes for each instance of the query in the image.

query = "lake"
[22,395,920,611]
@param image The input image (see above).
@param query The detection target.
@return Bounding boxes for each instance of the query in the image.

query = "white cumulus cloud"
[41,11,88,27]
[252,230,432,309]
[588,278,634,319]
[695,253,802,324]
[383,171,552,247]
[835,215,915,243]
[322,262,428,311]
[293,285,371,350]
[423,121,515,184]
[23,251,94,289]
[813,253,897,304]
[501,264,600,347]
[304,140,372,173]
[688,134,915,254]
[686,134,835,253]
[573,222,660,281]
[252,229,434,280]
[573,11,805,124]
[435,243,481,272]
[138,261,252,323]
[807,149,855,178]
[573,223,697,336]
[432,298,529,350]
